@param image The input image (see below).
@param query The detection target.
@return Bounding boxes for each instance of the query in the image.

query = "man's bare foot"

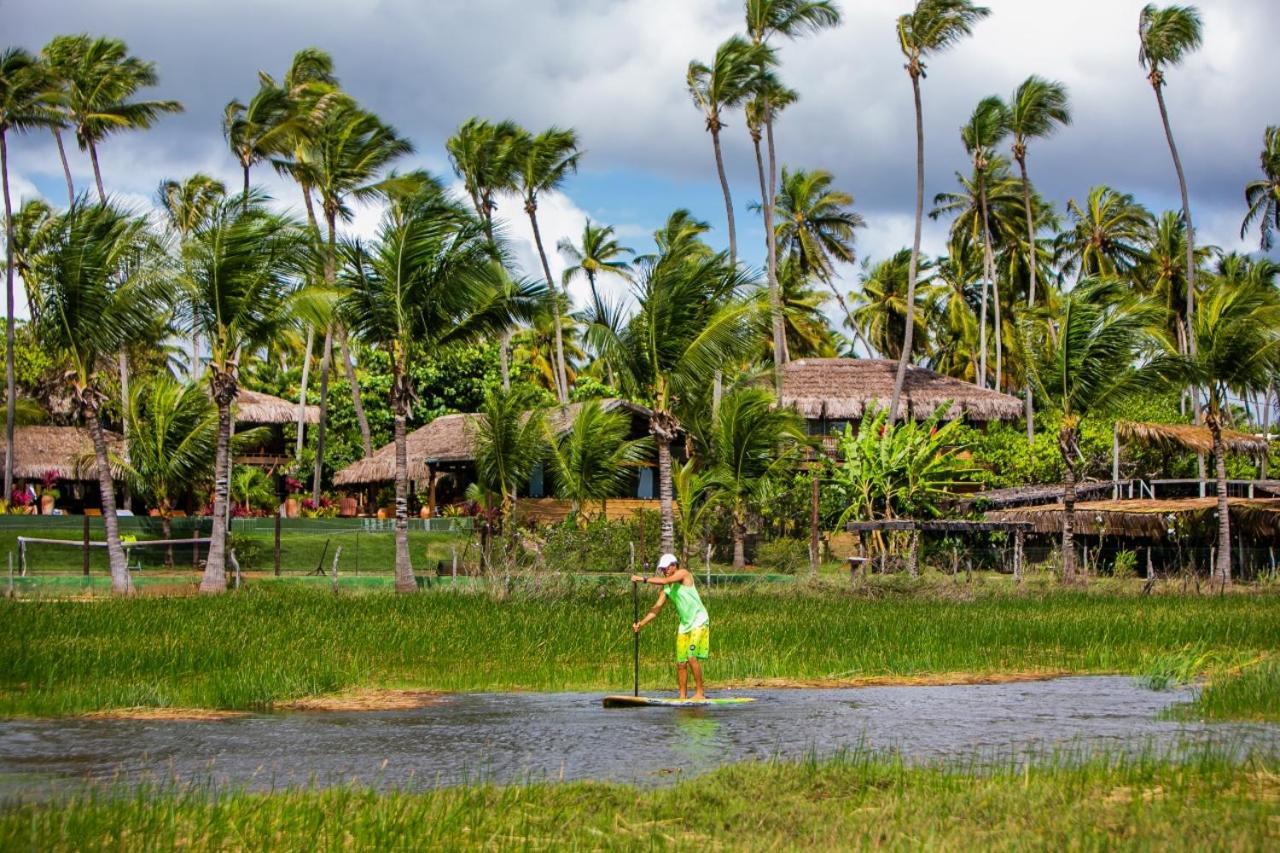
[678,693,687,700]
[692,692,706,701]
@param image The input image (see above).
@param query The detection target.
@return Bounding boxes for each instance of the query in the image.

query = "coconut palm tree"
[263,48,341,231]
[687,36,773,265]
[1007,75,1071,439]
[471,385,548,564]
[179,194,307,593]
[1242,126,1280,252]
[959,96,1009,389]
[120,374,217,562]
[40,35,182,203]
[1139,3,1203,353]
[1028,279,1163,581]
[589,222,761,551]
[557,220,632,321]
[778,257,839,358]
[1056,186,1154,280]
[0,48,53,501]
[33,201,167,594]
[889,0,990,422]
[1136,210,1213,354]
[853,250,935,360]
[10,198,56,318]
[545,400,652,522]
[223,84,293,200]
[1164,278,1280,585]
[706,387,805,568]
[512,126,581,405]
[928,239,983,381]
[512,296,585,395]
[342,192,542,591]
[158,173,226,376]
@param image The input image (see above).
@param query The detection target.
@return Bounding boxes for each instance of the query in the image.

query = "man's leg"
[688,657,705,700]
[676,662,688,699]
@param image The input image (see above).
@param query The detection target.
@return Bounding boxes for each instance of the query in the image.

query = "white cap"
[656,553,679,570]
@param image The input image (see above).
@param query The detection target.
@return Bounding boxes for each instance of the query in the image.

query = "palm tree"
[1242,126,1280,252]
[40,35,182,202]
[928,239,983,381]
[706,387,805,568]
[158,173,226,376]
[0,48,52,501]
[545,400,652,521]
[1007,75,1071,439]
[959,96,1009,389]
[557,220,632,321]
[853,250,935,360]
[120,374,217,562]
[687,36,772,265]
[179,194,306,593]
[1136,210,1212,353]
[778,257,839,358]
[1028,279,1163,581]
[1165,279,1280,585]
[223,84,293,200]
[33,201,167,594]
[10,198,56,318]
[1139,3,1203,354]
[590,221,761,551]
[889,0,990,422]
[512,296,585,395]
[1056,186,1154,280]
[471,385,548,566]
[342,192,542,591]
[513,127,581,405]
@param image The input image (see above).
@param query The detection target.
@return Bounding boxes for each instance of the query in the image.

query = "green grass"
[3,751,1277,850]
[1177,659,1280,723]
[3,584,1278,716]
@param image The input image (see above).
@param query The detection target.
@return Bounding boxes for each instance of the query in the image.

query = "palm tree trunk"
[118,351,130,509]
[732,513,746,570]
[1152,84,1196,356]
[1209,412,1231,587]
[162,513,173,568]
[527,205,569,405]
[752,130,785,393]
[338,328,373,458]
[977,174,995,390]
[2,130,15,502]
[1016,154,1038,441]
[889,72,926,423]
[52,127,74,206]
[88,140,106,203]
[301,184,319,233]
[1061,433,1077,583]
[242,164,251,201]
[311,325,332,503]
[201,397,232,593]
[710,124,737,264]
[85,404,132,594]
[499,329,511,391]
[295,325,314,460]
[392,365,415,593]
[655,426,675,554]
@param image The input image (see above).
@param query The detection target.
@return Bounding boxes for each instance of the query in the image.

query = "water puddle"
[0,677,1276,797]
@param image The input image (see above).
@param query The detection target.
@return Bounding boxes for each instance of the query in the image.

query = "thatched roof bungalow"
[0,425,124,481]
[234,389,319,425]
[986,498,1280,541]
[780,359,1023,430]
[1116,421,1269,456]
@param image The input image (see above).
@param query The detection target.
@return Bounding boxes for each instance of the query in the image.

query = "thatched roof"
[1117,421,1269,456]
[0,425,124,481]
[959,481,1117,512]
[333,399,654,486]
[235,389,319,425]
[780,358,1023,422]
[986,498,1280,540]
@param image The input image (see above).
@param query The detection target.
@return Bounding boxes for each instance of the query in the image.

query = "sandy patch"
[274,689,448,712]
[81,707,250,721]
[726,671,1071,689]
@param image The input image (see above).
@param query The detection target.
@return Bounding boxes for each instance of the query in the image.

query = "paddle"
[632,580,639,697]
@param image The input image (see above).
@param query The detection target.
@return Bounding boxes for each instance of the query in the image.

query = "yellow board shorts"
[675,624,710,663]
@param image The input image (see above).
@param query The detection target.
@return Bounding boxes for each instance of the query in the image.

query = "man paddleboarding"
[631,554,709,701]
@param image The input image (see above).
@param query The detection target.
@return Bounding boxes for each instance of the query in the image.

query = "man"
[631,553,709,700]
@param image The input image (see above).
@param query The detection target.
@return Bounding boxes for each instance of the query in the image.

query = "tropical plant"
[229,465,276,514]
[1162,279,1280,585]
[178,193,307,593]
[852,249,935,360]
[672,456,715,569]
[223,84,293,199]
[1027,278,1164,581]
[1242,126,1280,252]
[1139,3,1203,353]
[557,220,632,322]
[545,400,652,521]
[33,201,167,593]
[889,0,990,422]
[778,257,839,358]
[705,387,805,568]
[1136,210,1212,352]
[471,385,548,543]
[511,296,585,394]
[1056,186,1154,280]
[341,190,542,590]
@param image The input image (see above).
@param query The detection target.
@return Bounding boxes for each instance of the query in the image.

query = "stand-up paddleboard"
[602,695,756,708]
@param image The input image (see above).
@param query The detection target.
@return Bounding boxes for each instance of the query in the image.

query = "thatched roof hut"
[1117,421,1269,456]
[0,425,124,481]
[958,481,1117,512]
[235,389,319,425]
[986,498,1280,540]
[780,358,1023,422]
[333,399,653,487]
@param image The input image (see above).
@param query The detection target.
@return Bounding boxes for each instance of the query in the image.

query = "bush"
[540,512,660,573]
[1113,549,1138,579]
[755,537,809,574]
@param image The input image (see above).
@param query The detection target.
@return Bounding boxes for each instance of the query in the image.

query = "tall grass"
[1178,659,1280,723]
[2,587,1278,715]
[2,750,1276,850]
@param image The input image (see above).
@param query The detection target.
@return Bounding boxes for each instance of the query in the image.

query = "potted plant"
[10,486,35,515]
[38,470,61,515]
[283,476,303,519]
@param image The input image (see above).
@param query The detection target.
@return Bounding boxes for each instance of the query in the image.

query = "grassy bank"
[3,585,1278,715]
[3,751,1277,850]
[1178,659,1280,723]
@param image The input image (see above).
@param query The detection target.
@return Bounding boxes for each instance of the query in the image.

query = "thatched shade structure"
[780,359,1023,423]
[0,425,124,480]
[234,389,319,425]
[986,498,1280,540]
[958,482,1117,512]
[1116,421,1269,456]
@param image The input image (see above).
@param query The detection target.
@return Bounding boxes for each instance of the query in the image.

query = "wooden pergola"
[844,519,1034,580]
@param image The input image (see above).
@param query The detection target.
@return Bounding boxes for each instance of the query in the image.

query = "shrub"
[1112,549,1138,579]
[540,513,660,573]
[755,537,810,574]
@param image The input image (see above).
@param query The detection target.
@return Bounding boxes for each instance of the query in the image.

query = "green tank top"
[666,581,708,633]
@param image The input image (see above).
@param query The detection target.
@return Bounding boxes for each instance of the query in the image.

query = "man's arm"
[629,568,689,587]
[633,590,666,633]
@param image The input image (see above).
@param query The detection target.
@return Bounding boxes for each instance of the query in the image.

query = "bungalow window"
[637,468,654,500]
[529,462,545,499]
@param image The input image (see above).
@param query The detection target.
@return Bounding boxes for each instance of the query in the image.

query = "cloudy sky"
[7,0,1276,315]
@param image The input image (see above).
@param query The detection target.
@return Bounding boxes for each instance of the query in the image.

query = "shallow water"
[0,677,1276,797]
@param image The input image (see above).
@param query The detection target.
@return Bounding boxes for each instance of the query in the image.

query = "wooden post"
[229,549,241,591]
[1112,423,1120,500]
[82,514,90,576]
[1013,528,1024,582]
[451,546,457,580]
[426,464,437,520]
[1146,546,1154,580]
[273,506,282,576]
[907,527,920,578]
[330,545,342,594]
[808,456,820,577]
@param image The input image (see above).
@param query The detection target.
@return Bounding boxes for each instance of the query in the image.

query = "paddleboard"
[602,695,756,708]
